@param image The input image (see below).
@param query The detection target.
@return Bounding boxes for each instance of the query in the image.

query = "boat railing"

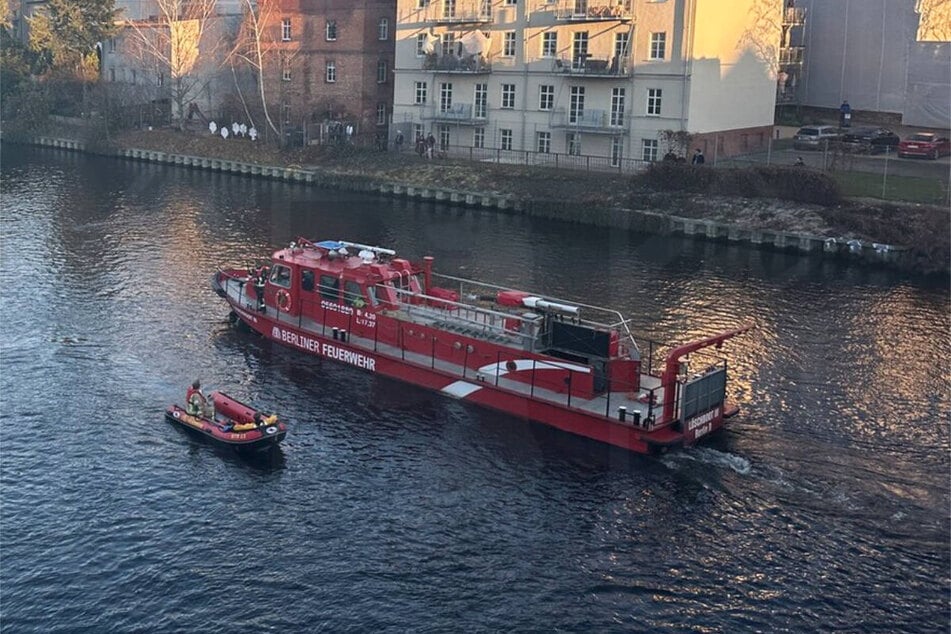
[431,272,640,354]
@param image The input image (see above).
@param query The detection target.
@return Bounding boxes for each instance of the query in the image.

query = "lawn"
[833,170,950,205]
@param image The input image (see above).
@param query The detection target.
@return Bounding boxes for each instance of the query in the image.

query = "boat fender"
[265,426,277,435]
[276,289,292,312]
[505,360,518,373]
[173,410,181,419]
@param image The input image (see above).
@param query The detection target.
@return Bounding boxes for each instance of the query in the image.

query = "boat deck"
[227,283,670,437]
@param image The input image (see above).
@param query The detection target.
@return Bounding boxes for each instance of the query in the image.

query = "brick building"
[260,0,396,145]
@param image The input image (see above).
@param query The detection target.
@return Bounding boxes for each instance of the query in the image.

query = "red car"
[897,132,951,159]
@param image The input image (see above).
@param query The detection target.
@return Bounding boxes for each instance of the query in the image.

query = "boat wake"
[661,447,752,475]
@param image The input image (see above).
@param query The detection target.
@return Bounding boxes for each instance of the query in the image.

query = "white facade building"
[392,0,781,166]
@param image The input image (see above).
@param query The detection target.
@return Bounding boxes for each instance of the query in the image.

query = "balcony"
[549,108,628,134]
[550,0,634,22]
[426,0,493,24]
[422,52,492,74]
[783,6,806,26]
[422,103,487,125]
[779,46,804,65]
[552,56,631,77]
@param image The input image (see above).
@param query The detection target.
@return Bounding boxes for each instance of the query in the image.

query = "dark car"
[838,127,900,154]
[897,132,951,159]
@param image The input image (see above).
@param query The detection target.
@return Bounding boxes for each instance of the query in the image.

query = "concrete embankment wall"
[27,135,912,270]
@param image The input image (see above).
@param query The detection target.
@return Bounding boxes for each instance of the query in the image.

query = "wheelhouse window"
[301,269,315,292]
[343,280,365,307]
[270,265,292,288]
[319,275,340,301]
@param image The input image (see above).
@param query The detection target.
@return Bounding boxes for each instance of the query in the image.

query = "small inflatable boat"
[165,391,287,452]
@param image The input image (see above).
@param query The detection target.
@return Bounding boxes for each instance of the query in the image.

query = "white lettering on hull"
[685,407,721,440]
[270,326,376,372]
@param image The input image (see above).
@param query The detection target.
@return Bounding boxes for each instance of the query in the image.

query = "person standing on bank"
[691,148,705,165]
[394,130,404,153]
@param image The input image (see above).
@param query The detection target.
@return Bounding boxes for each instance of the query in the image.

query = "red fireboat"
[213,238,750,454]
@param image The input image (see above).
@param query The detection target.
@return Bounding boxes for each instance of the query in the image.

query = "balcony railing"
[549,108,629,134]
[426,0,493,24]
[549,0,634,21]
[422,103,487,125]
[553,56,631,77]
[422,52,492,73]
[775,87,798,104]
[783,6,806,26]
[779,46,804,65]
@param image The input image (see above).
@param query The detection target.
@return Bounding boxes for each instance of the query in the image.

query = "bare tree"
[120,0,232,129]
[227,0,293,140]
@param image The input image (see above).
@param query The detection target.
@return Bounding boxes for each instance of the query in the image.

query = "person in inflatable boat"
[185,380,214,418]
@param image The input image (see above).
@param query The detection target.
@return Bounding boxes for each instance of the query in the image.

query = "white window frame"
[569,86,584,123]
[611,137,623,167]
[536,131,551,153]
[415,81,428,105]
[416,34,427,56]
[501,83,516,109]
[500,128,513,150]
[642,138,658,161]
[281,18,291,42]
[474,83,487,118]
[377,59,388,83]
[473,127,485,148]
[611,87,625,126]
[541,32,557,57]
[650,32,666,60]
[326,60,336,83]
[326,20,337,41]
[440,82,453,113]
[539,85,554,111]
[503,31,516,57]
[283,66,291,81]
[647,88,662,115]
[378,18,389,40]
[567,132,580,155]
[377,103,387,125]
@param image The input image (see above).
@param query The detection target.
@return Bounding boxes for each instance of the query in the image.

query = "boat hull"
[225,304,714,454]
[165,402,287,452]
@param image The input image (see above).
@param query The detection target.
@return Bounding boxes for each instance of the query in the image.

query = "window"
[282,65,291,81]
[500,128,513,150]
[473,127,485,148]
[572,31,588,69]
[439,125,450,150]
[440,82,453,112]
[642,138,658,161]
[443,0,456,18]
[440,33,456,57]
[378,18,389,40]
[647,88,662,115]
[344,280,364,307]
[536,131,551,153]
[474,83,487,118]
[108,38,116,53]
[319,275,340,302]
[614,32,630,59]
[417,0,428,6]
[414,123,424,142]
[505,0,516,4]
[157,72,164,86]
[569,86,584,123]
[610,87,625,125]
[271,265,292,288]
[326,20,337,41]
[539,85,554,110]
[416,33,427,56]
[377,103,387,125]
[503,31,516,56]
[567,132,581,155]
[377,59,388,83]
[301,270,315,292]
[415,81,428,104]
[281,18,291,41]
[650,32,666,59]
[542,32,557,57]
[326,60,336,83]
[501,84,515,109]
[611,137,623,167]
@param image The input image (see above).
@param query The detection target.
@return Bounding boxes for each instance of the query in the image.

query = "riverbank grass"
[833,171,949,205]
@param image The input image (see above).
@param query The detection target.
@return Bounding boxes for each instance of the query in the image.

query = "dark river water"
[1,145,948,633]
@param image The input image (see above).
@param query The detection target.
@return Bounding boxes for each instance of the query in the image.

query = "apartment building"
[258,0,396,143]
[392,0,781,165]
[791,0,950,130]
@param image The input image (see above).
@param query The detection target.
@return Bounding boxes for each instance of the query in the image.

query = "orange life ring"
[276,289,292,312]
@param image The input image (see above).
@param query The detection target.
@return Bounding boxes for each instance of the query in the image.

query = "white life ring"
[265,426,277,435]
[276,289,292,312]
[173,410,181,418]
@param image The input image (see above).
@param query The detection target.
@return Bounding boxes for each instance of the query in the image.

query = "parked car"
[897,132,951,159]
[793,125,840,150]
[838,127,901,154]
